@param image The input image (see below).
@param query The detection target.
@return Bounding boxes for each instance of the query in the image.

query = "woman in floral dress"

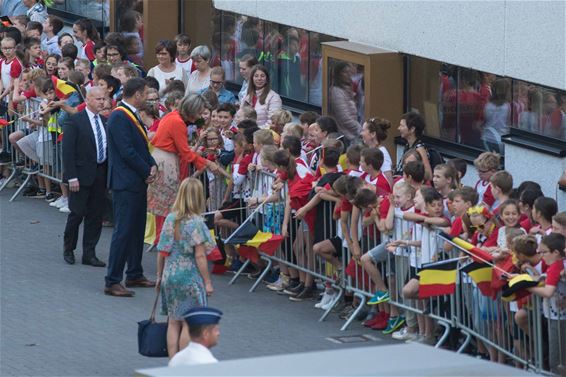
[156,177,215,358]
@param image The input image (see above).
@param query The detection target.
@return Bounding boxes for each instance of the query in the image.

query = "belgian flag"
[502,274,540,302]
[51,76,77,99]
[461,262,494,297]
[225,221,283,264]
[418,259,459,299]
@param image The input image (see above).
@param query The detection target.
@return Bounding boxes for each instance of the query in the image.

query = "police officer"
[169,307,222,367]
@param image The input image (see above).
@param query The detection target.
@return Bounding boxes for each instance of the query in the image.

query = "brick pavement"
[0,189,393,377]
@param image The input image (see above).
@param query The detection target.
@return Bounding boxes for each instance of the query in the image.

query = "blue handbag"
[137,289,168,357]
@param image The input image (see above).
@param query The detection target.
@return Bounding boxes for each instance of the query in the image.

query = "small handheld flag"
[417,259,459,299]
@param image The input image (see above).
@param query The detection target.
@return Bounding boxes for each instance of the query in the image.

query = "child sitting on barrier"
[19,77,59,201]
[527,233,566,375]
[362,182,416,334]
[473,151,501,210]
[273,149,316,301]
[397,187,450,344]
[508,233,540,366]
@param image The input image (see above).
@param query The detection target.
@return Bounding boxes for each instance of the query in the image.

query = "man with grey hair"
[62,86,108,267]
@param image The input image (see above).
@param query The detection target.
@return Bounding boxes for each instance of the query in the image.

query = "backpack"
[427,147,444,170]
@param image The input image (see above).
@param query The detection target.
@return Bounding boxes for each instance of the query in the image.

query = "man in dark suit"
[105,78,157,297]
[62,86,108,267]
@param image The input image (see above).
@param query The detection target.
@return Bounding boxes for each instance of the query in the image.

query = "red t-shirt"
[83,39,96,61]
[361,171,391,196]
[237,151,253,175]
[520,217,534,233]
[471,225,498,247]
[543,260,565,287]
[450,216,465,237]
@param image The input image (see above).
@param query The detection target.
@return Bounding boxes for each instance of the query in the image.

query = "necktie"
[93,114,105,163]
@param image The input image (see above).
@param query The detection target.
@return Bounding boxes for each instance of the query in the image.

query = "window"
[51,0,109,25]
[408,56,566,155]
[212,9,341,107]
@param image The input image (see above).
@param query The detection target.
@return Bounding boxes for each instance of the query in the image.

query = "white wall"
[214,0,566,90]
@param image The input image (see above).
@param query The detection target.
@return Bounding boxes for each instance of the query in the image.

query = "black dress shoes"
[82,256,106,267]
[64,251,75,265]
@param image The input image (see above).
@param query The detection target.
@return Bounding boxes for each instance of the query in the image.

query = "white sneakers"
[49,196,70,213]
[50,196,67,208]
[315,290,337,310]
[392,327,418,341]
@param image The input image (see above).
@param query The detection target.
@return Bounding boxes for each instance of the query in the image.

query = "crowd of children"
[0,9,564,375]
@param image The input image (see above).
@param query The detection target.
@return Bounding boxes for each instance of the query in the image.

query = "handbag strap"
[149,285,160,322]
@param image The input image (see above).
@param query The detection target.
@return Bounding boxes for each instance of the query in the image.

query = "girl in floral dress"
[156,178,215,358]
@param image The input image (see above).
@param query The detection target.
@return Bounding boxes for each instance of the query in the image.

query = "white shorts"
[16,130,39,162]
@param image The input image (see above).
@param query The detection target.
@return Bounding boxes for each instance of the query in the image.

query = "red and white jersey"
[295,156,312,178]
[176,56,193,75]
[80,39,96,61]
[361,171,391,196]
[0,57,22,101]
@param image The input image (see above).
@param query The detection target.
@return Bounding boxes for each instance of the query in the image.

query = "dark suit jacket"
[107,102,156,192]
[62,110,107,186]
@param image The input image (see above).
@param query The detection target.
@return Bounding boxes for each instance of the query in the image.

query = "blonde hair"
[271,109,292,127]
[474,151,500,171]
[283,122,304,138]
[260,145,278,165]
[253,128,274,146]
[172,178,205,222]
[553,211,566,226]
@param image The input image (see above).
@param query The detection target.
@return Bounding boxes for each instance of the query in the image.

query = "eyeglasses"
[1,47,15,51]
[470,223,486,232]
[210,80,223,85]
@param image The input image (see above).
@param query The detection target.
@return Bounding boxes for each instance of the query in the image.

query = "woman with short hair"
[148,94,220,249]
[147,40,187,96]
[185,45,212,95]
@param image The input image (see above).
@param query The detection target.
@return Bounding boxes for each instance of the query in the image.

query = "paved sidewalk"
[0,189,393,377]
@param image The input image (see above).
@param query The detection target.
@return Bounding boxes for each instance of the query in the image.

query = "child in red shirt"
[473,152,500,209]
[528,233,566,374]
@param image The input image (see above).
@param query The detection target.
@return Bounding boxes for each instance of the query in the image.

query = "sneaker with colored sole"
[382,316,406,335]
[367,290,390,305]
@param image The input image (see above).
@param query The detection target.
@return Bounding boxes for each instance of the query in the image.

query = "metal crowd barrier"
[222,170,565,375]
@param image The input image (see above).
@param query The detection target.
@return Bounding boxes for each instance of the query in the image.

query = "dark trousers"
[105,188,147,287]
[63,164,106,259]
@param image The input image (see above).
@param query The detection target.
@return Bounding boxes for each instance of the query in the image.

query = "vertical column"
[142,0,180,68]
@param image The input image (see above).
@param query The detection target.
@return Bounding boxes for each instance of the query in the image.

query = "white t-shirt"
[392,206,415,255]
[168,342,218,367]
[379,146,393,174]
[186,70,211,95]
[176,56,193,75]
[147,65,187,95]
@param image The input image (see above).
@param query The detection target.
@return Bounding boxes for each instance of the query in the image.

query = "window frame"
[405,54,566,162]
